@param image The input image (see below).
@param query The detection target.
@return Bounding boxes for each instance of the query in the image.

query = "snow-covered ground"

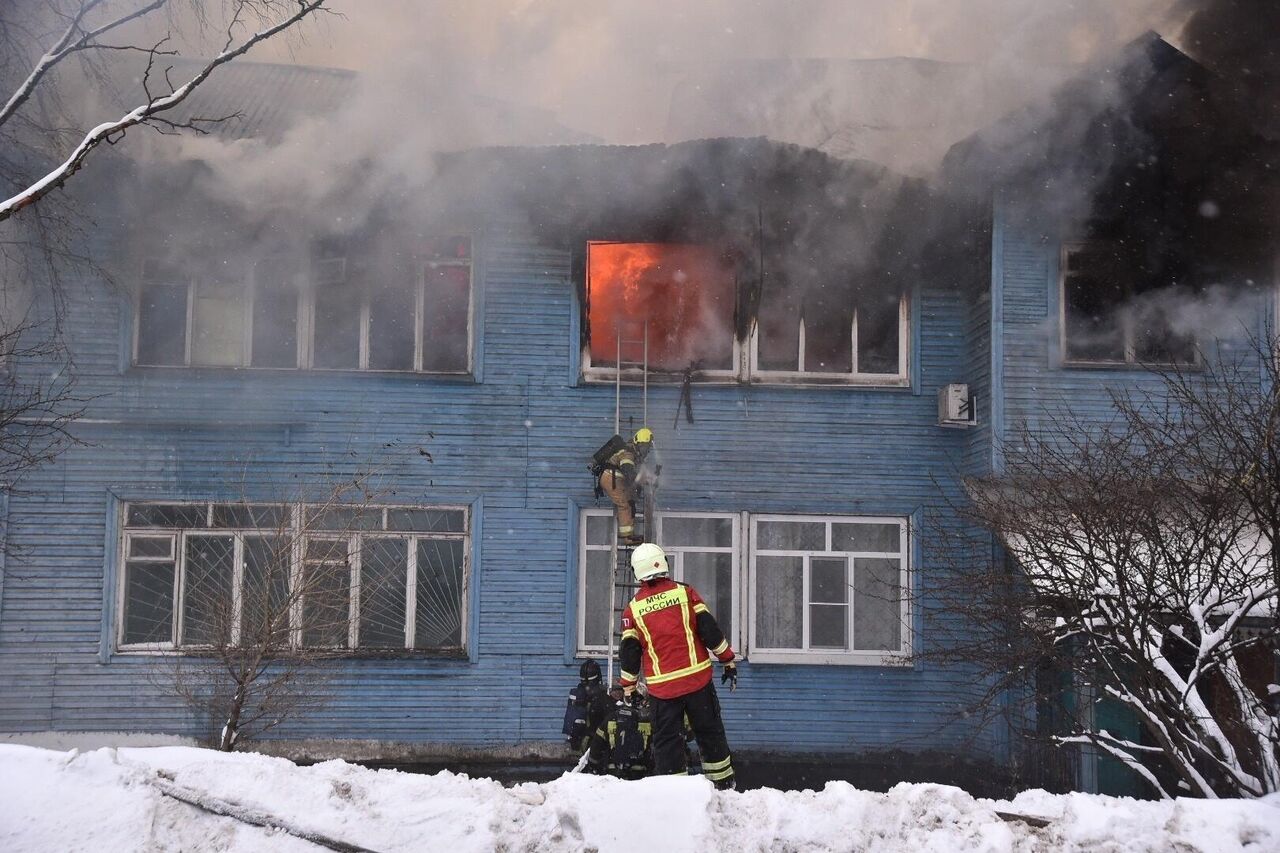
[1,745,1278,852]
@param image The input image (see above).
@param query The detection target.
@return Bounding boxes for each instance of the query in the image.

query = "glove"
[720,662,737,692]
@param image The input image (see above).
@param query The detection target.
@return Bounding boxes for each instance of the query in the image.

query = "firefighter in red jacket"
[619,542,739,790]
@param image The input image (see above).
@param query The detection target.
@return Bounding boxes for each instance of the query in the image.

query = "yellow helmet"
[633,427,653,445]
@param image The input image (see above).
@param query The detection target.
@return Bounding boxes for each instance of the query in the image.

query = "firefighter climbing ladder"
[606,319,653,687]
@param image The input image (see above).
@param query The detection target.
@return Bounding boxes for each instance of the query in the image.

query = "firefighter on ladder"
[619,542,739,790]
[592,427,654,546]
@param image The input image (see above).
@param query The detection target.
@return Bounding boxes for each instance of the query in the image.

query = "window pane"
[661,516,732,548]
[313,283,362,369]
[181,535,235,646]
[832,522,900,553]
[1063,249,1125,362]
[212,504,289,530]
[422,265,471,372]
[854,557,902,651]
[387,508,465,533]
[416,539,465,648]
[804,308,852,373]
[756,520,825,551]
[585,515,615,547]
[587,243,735,371]
[755,555,802,648]
[757,286,800,371]
[583,549,613,647]
[857,295,901,374]
[681,552,733,643]
[810,557,848,604]
[360,538,407,648]
[136,284,188,366]
[128,536,174,558]
[122,560,175,644]
[301,539,350,647]
[127,503,207,528]
[306,506,382,532]
[418,235,471,262]
[368,285,416,370]
[810,603,848,650]
[251,285,298,368]
[191,281,246,367]
[242,536,292,646]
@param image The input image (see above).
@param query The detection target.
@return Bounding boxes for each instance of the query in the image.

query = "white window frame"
[116,502,470,654]
[747,513,911,666]
[134,235,474,375]
[1059,241,1199,368]
[576,508,741,657]
[748,295,911,386]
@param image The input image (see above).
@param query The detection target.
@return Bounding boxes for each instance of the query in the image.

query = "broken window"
[251,257,300,368]
[1061,243,1197,365]
[750,514,907,663]
[585,243,736,373]
[753,291,905,380]
[118,501,469,653]
[136,260,189,366]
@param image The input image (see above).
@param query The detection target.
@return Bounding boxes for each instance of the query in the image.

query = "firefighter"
[591,428,654,545]
[618,542,739,790]
[586,682,654,779]
[562,659,610,754]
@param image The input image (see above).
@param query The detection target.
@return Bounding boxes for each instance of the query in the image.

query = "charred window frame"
[1059,242,1198,367]
[134,235,473,375]
[576,509,741,657]
[748,514,910,665]
[580,242,741,383]
[115,501,469,655]
[748,294,910,385]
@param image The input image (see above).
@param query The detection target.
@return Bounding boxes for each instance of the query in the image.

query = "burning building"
[0,26,1276,797]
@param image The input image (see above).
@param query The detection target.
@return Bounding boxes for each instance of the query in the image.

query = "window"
[752,292,909,383]
[749,514,909,664]
[583,242,739,380]
[133,235,472,374]
[580,241,911,386]
[1060,242,1197,366]
[577,509,740,655]
[117,502,468,654]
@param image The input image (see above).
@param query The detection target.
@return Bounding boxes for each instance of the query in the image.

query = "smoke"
[55,0,1275,379]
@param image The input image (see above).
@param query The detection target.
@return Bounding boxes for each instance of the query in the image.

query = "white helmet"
[630,543,669,582]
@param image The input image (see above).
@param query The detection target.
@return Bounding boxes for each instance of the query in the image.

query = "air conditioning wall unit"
[938,383,977,427]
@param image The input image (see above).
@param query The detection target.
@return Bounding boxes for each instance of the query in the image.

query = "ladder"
[606,320,653,687]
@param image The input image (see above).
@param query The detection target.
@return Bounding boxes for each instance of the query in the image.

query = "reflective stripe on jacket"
[619,578,735,699]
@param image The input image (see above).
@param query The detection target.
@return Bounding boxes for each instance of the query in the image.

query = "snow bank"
[2,745,1278,852]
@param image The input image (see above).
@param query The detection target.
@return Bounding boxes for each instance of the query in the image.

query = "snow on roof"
[3,744,1279,852]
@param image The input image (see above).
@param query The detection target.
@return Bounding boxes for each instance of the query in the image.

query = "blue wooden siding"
[0,215,1006,759]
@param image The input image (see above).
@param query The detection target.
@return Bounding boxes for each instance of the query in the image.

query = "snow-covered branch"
[0,0,328,223]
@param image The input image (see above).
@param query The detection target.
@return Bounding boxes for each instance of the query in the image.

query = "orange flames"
[587,242,735,371]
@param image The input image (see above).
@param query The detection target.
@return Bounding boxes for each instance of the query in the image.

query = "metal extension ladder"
[606,320,654,687]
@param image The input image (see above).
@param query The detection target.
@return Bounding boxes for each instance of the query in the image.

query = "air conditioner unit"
[938,383,977,427]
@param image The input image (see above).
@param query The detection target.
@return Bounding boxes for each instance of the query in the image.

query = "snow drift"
[1,745,1278,852]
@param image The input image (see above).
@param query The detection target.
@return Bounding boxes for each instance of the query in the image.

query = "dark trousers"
[651,681,734,786]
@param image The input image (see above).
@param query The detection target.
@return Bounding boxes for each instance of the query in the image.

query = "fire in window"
[586,242,736,372]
